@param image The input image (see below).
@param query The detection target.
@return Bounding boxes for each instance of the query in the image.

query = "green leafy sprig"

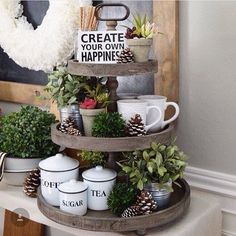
[118,141,188,191]
[45,67,86,108]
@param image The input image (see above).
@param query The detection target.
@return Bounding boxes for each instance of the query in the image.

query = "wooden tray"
[37,179,190,235]
[67,60,158,77]
[51,123,174,152]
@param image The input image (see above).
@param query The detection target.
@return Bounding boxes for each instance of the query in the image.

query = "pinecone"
[126,114,147,136]
[23,168,41,198]
[59,117,81,136]
[121,191,157,217]
[121,205,140,218]
[117,48,134,64]
[135,191,157,215]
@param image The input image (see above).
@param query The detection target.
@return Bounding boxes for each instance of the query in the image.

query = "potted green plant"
[125,14,158,62]
[0,106,59,185]
[118,141,187,208]
[80,150,107,167]
[45,66,86,131]
[79,79,110,136]
[92,112,126,137]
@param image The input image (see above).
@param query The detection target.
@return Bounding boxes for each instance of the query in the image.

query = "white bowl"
[3,170,32,186]
[4,157,42,171]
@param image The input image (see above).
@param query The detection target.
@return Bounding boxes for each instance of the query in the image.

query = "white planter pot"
[82,166,117,211]
[3,170,31,186]
[58,179,88,216]
[4,156,42,171]
[39,154,79,206]
[126,38,152,62]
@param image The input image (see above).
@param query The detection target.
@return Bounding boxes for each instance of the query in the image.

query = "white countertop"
[0,182,222,236]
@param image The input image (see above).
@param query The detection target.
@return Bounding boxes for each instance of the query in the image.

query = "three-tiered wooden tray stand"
[37,60,190,235]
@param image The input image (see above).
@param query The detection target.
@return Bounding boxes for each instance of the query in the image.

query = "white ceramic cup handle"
[145,106,162,132]
[162,102,180,128]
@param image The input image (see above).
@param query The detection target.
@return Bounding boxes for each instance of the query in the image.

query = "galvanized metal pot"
[144,180,172,209]
[59,104,83,132]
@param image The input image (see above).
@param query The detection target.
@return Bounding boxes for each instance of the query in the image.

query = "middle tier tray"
[51,124,174,152]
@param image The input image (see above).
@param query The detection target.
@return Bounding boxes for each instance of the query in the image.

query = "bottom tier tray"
[37,179,190,235]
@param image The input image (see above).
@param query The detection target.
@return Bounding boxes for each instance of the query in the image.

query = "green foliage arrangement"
[45,66,86,108]
[0,106,59,158]
[83,78,109,109]
[118,141,188,191]
[125,14,158,39]
[107,182,139,216]
[80,150,106,167]
[92,112,126,137]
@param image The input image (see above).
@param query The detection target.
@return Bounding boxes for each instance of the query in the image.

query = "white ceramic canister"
[39,153,79,206]
[82,166,117,211]
[58,179,88,215]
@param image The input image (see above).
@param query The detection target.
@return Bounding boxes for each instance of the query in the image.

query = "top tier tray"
[67,60,158,77]
[51,124,174,152]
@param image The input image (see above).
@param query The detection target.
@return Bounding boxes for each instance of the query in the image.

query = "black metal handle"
[95,3,130,22]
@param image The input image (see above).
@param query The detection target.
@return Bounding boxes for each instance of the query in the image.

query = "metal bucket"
[59,104,83,132]
[144,181,172,209]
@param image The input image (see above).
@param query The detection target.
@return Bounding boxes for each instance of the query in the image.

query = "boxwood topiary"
[92,112,126,137]
[107,182,139,216]
[0,106,59,158]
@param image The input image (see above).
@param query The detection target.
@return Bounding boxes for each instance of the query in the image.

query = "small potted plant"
[125,13,158,62]
[79,79,110,136]
[92,112,126,137]
[118,141,187,208]
[0,106,59,185]
[80,150,107,167]
[45,66,86,131]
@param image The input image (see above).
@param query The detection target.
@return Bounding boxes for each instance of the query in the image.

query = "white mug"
[117,99,162,132]
[137,95,180,132]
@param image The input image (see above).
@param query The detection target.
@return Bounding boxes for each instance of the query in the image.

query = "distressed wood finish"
[67,60,158,77]
[0,81,47,106]
[3,210,44,236]
[37,179,190,233]
[51,123,174,152]
[153,1,179,118]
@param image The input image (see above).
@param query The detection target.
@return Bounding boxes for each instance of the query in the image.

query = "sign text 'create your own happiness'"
[77,31,126,64]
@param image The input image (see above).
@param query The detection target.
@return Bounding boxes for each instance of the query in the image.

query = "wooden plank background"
[153,1,179,117]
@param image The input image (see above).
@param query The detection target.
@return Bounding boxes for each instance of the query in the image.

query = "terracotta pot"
[79,108,105,136]
[126,38,152,62]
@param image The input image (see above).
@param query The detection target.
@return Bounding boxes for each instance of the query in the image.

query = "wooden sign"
[76,31,126,64]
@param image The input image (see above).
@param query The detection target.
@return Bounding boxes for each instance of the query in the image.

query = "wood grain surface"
[68,60,158,77]
[51,123,174,152]
[0,81,47,106]
[3,210,44,236]
[153,1,179,118]
[37,179,190,233]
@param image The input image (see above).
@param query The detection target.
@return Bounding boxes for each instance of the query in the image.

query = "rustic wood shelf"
[37,179,190,234]
[67,60,158,77]
[51,124,174,152]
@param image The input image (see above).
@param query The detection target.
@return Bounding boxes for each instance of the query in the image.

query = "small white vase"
[126,38,152,62]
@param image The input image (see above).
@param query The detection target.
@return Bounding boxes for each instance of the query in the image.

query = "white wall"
[178,1,236,235]
[178,1,236,175]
